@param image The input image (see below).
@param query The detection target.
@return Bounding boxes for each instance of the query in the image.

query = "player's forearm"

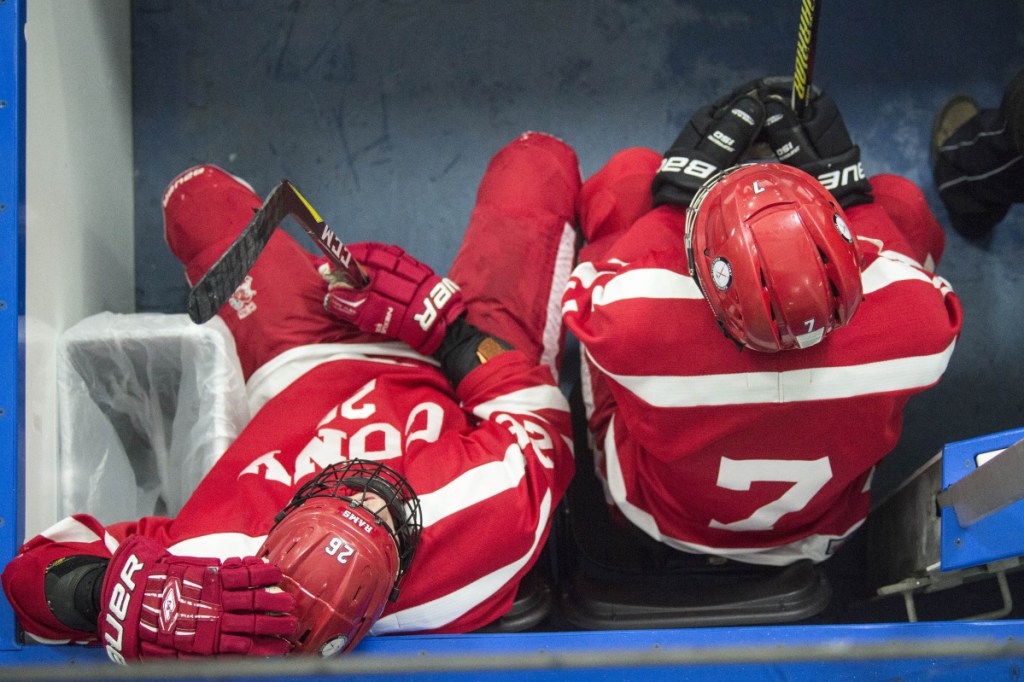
[1,545,108,643]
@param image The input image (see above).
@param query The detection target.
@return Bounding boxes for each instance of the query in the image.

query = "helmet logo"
[711,257,733,291]
[319,635,348,657]
[342,508,378,534]
[833,213,853,243]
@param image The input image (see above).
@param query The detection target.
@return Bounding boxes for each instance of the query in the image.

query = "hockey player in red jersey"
[1,131,578,660]
[561,78,963,566]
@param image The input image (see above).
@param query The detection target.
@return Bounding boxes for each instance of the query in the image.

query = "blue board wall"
[130,0,1024,500]
[0,0,26,654]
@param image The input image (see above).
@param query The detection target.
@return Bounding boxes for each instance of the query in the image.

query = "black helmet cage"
[272,459,423,584]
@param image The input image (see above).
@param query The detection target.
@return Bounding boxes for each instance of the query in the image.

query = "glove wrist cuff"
[432,317,512,387]
[99,536,167,663]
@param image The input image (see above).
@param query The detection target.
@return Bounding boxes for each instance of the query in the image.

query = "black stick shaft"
[186,181,365,324]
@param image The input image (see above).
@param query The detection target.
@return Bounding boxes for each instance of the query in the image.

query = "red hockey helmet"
[684,163,864,352]
[257,459,422,657]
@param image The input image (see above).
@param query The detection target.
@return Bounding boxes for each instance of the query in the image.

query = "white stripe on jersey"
[572,265,704,308]
[371,490,553,633]
[472,384,570,421]
[418,443,528,528]
[168,532,265,559]
[573,251,957,407]
[588,339,956,407]
[40,517,102,545]
[575,251,943,310]
[539,221,577,380]
[472,384,574,459]
[568,258,629,290]
[861,251,937,294]
[246,341,439,416]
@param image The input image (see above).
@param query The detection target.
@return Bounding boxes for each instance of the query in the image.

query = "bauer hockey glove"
[758,76,873,209]
[98,535,297,663]
[651,85,765,207]
[320,242,465,355]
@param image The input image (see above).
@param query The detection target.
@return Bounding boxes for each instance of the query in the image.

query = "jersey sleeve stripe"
[471,384,570,421]
[418,443,528,527]
[245,342,438,415]
[168,532,266,559]
[588,267,704,306]
[39,517,103,545]
[587,339,957,407]
[370,490,553,633]
[539,221,577,378]
[568,261,603,289]
[573,254,949,311]
[861,254,937,294]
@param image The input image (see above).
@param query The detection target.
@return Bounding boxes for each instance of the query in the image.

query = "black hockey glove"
[758,76,872,209]
[651,85,765,208]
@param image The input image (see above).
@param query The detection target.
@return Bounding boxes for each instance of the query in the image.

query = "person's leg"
[163,165,365,379]
[934,109,1024,238]
[933,70,1024,239]
[448,133,581,378]
[576,147,662,265]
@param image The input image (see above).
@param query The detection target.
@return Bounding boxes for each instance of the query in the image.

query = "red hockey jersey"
[563,168,962,565]
[2,342,573,644]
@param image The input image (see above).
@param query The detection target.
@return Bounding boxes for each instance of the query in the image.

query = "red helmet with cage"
[257,459,422,657]
[684,163,864,352]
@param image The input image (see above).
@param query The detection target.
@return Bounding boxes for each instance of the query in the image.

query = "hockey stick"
[283,180,366,287]
[186,180,366,324]
[791,0,823,118]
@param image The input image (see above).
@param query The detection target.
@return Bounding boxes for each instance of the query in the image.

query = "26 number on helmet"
[326,536,355,564]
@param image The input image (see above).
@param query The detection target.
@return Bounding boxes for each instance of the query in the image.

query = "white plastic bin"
[56,313,250,524]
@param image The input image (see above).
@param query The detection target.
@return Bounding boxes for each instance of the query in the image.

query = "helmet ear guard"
[684,163,864,353]
[258,459,422,657]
